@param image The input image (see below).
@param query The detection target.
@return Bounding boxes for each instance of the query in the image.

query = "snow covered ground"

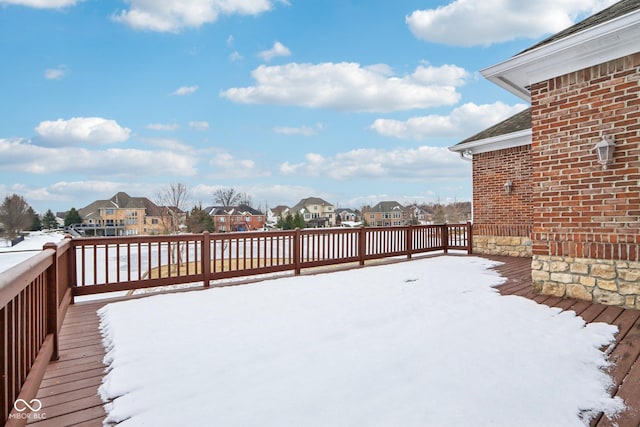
[98,256,624,426]
[0,231,66,273]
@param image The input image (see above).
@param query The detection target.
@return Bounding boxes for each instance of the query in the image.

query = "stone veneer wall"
[472,146,533,257]
[532,256,640,309]
[473,236,532,257]
[530,54,640,307]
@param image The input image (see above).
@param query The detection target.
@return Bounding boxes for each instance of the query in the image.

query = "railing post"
[467,221,473,254]
[358,226,366,266]
[43,242,59,361]
[67,236,77,304]
[442,224,449,255]
[406,224,413,260]
[294,228,301,275]
[202,232,211,287]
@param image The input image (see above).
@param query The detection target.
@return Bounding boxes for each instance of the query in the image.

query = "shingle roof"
[290,197,333,213]
[519,0,640,55]
[369,201,405,212]
[205,204,263,216]
[78,192,178,219]
[455,108,531,146]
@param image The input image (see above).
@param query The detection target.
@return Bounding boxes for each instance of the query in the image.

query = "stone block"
[566,284,593,301]
[550,272,573,284]
[532,270,550,282]
[618,269,640,282]
[550,261,569,272]
[593,288,625,306]
[570,263,589,275]
[619,281,640,296]
[542,282,566,297]
[597,280,618,292]
[579,276,597,287]
[591,263,617,280]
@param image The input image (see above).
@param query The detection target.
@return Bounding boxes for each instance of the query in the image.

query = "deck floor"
[26,255,640,426]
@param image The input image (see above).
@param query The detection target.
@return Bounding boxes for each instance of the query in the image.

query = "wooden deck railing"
[0,222,471,424]
[71,223,472,295]
[1,239,73,426]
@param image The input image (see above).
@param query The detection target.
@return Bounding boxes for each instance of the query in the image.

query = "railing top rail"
[0,248,55,308]
[71,234,205,246]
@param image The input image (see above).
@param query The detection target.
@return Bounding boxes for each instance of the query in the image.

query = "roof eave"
[449,129,532,155]
[481,10,640,100]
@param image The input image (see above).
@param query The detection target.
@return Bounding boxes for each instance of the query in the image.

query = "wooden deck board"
[27,300,109,426]
[26,255,640,426]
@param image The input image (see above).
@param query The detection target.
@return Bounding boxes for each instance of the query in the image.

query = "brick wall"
[472,145,533,256]
[530,53,640,307]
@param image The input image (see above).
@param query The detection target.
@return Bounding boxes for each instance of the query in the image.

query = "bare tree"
[156,183,190,274]
[214,187,243,207]
[0,194,33,239]
[156,183,190,234]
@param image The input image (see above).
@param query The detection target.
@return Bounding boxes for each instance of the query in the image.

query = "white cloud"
[188,121,210,131]
[171,85,199,96]
[221,62,468,112]
[370,102,528,140]
[258,41,291,62]
[0,0,80,8]
[35,117,131,146]
[229,51,243,61]
[112,0,275,32]
[273,123,323,136]
[146,123,180,131]
[279,146,467,181]
[207,149,270,178]
[406,0,619,47]
[44,65,68,80]
[0,138,197,177]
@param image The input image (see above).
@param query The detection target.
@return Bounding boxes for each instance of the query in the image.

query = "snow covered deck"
[27,256,640,426]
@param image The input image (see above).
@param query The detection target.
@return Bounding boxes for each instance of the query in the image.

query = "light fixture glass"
[504,179,512,194]
[594,135,616,169]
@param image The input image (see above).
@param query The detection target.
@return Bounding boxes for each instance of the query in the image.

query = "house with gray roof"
[78,192,184,236]
[289,197,336,228]
[363,201,409,227]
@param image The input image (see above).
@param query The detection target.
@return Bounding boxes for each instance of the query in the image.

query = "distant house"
[335,208,359,224]
[78,192,184,236]
[267,205,290,227]
[289,197,336,228]
[450,0,640,308]
[363,201,409,227]
[205,205,265,232]
[405,204,430,225]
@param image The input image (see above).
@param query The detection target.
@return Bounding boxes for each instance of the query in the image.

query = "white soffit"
[482,10,640,101]
[449,129,532,155]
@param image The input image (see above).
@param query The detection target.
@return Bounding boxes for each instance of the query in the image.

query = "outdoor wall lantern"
[594,135,616,169]
[504,179,513,195]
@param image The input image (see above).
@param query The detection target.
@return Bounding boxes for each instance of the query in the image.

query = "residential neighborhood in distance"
[2,190,471,239]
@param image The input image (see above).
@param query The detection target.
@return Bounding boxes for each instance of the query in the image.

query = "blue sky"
[0,0,617,213]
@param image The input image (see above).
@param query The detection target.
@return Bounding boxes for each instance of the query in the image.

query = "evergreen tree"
[64,208,82,227]
[41,209,58,229]
[281,213,294,230]
[29,208,42,231]
[293,212,306,229]
[186,206,214,233]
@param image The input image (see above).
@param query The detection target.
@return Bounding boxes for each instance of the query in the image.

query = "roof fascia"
[481,10,640,101]
[449,129,532,155]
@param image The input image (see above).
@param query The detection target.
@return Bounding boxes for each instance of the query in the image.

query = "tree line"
[0,194,81,240]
